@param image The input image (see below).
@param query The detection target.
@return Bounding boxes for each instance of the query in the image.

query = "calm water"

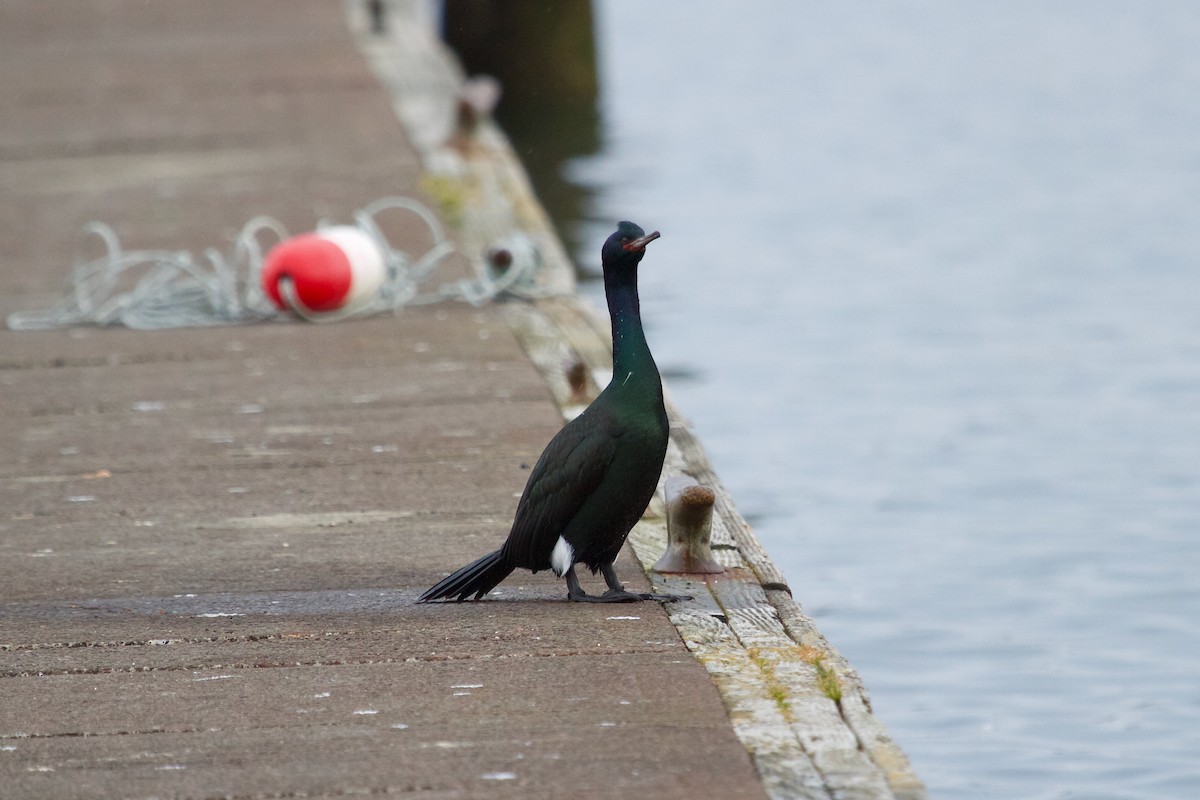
[508,2,1200,798]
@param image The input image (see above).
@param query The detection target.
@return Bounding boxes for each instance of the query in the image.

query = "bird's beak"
[622,231,661,253]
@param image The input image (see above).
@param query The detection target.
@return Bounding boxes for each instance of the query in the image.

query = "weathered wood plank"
[673,613,832,800]
[768,589,927,800]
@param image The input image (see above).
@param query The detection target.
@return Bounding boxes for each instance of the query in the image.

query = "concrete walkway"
[0,2,768,797]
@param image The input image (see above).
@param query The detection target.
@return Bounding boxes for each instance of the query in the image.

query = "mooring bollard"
[653,475,725,574]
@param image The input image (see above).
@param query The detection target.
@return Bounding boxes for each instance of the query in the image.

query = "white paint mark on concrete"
[480,772,517,781]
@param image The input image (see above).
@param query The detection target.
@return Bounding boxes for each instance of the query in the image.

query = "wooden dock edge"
[350,3,926,798]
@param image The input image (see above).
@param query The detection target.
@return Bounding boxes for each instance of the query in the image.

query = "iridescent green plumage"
[418,221,688,603]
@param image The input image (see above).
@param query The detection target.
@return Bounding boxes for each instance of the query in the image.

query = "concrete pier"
[0,2,925,798]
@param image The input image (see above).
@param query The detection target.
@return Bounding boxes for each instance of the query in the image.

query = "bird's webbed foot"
[564,566,634,602]
[570,587,647,603]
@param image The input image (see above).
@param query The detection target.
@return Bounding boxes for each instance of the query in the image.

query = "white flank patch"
[550,536,574,576]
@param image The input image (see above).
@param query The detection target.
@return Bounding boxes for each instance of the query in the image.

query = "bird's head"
[601,221,660,271]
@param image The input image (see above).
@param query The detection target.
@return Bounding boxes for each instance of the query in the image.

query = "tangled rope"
[6,196,550,331]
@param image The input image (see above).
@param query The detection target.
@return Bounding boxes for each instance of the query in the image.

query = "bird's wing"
[502,409,618,569]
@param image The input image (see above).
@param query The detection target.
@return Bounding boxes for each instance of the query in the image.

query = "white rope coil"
[6,196,550,331]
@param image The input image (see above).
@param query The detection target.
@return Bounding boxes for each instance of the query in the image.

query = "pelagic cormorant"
[418,221,688,603]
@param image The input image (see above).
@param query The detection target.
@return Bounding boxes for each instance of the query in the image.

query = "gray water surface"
[554,2,1200,797]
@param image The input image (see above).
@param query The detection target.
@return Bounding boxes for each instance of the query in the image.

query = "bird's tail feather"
[417,549,513,603]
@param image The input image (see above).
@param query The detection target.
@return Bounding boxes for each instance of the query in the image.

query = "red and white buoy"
[261,226,386,315]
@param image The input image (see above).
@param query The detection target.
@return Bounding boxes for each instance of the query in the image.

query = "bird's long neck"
[605,267,660,394]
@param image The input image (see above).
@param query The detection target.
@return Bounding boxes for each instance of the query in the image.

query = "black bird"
[418,221,689,603]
